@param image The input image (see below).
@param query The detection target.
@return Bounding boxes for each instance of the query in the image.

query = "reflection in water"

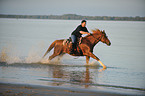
[84,67,90,88]
[51,66,65,86]
[0,63,144,95]
[50,65,93,88]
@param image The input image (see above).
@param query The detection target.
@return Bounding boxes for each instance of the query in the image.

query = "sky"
[0,0,145,17]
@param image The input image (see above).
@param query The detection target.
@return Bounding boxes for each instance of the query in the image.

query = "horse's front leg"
[86,56,90,64]
[84,52,107,69]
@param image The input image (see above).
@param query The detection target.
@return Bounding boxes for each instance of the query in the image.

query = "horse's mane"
[84,29,101,38]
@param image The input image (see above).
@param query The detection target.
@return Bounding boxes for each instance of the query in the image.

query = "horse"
[43,29,111,69]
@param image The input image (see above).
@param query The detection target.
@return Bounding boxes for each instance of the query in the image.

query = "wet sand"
[0,83,135,96]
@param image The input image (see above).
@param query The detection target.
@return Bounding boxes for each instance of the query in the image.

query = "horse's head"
[100,30,111,46]
[92,29,111,46]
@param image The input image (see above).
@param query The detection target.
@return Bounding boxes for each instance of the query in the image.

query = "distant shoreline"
[0,14,145,21]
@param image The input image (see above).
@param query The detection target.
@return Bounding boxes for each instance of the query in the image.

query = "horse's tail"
[42,40,56,58]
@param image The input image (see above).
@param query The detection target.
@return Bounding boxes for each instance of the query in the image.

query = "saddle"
[63,37,82,46]
[63,37,83,55]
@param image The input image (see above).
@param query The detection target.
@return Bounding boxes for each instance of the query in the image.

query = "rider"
[70,20,91,54]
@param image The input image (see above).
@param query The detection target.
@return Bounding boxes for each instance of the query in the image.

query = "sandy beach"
[0,83,135,96]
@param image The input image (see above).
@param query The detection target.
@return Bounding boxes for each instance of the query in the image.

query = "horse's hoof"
[103,66,107,69]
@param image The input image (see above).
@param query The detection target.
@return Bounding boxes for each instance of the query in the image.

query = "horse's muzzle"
[108,42,111,46]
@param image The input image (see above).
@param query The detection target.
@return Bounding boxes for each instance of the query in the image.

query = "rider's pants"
[71,35,77,44]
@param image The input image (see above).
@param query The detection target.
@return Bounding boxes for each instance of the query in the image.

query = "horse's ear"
[91,29,100,33]
[91,30,96,33]
[95,29,100,32]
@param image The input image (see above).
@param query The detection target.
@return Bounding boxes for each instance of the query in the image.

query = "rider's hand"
[88,33,91,35]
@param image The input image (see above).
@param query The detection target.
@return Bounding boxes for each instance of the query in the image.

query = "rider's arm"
[80,31,91,35]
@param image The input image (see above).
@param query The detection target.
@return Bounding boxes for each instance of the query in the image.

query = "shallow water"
[0,18,145,95]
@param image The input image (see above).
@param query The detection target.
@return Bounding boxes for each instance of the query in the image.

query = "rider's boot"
[70,43,75,54]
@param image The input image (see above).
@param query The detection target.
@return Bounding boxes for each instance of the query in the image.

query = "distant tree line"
[0,14,145,21]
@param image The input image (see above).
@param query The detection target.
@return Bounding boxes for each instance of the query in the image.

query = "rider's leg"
[70,35,77,54]
[71,35,77,44]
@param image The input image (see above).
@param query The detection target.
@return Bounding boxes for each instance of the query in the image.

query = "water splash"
[0,44,61,65]
[88,61,100,66]
[0,48,8,62]
[24,48,42,63]
[0,47,21,64]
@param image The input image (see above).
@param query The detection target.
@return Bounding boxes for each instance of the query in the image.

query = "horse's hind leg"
[49,52,62,60]
[58,53,65,60]
[49,54,58,60]
[49,45,63,60]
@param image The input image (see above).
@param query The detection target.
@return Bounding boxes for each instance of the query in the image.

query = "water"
[0,18,145,95]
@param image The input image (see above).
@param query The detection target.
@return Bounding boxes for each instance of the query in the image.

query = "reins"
[90,33,102,42]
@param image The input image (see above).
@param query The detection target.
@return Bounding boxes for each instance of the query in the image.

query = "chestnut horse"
[43,29,111,69]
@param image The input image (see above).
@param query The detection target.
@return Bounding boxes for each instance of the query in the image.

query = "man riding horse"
[43,20,111,70]
[70,20,91,54]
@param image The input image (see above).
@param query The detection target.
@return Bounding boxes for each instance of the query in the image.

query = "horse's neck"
[83,34,100,46]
